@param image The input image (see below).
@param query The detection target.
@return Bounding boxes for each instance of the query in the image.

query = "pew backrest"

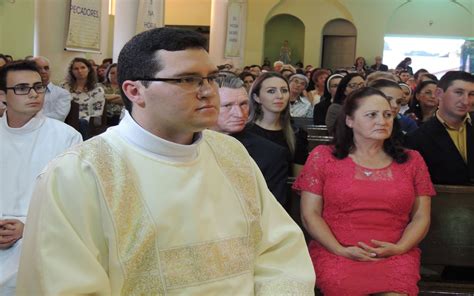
[307,125,329,137]
[307,135,333,151]
[420,184,474,267]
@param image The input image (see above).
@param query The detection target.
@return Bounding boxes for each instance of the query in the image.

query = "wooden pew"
[307,135,333,151]
[288,179,474,294]
[418,184,474,295]
[64,101,80,132]
[88,100,109,137]
[307,125,329,137]
[292,117,313,132]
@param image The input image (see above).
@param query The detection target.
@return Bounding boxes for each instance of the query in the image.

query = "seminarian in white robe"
[0,111,82,294]
[17,111,315,295]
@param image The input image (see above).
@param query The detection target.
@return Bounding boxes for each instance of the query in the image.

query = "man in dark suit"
[406,71,474,185]
[212,75,290,206]
[370,56,389,72]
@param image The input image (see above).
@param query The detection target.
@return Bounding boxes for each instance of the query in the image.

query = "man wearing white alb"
[31,56,72,121]
[16,28,315,295]
[0,60,82,296]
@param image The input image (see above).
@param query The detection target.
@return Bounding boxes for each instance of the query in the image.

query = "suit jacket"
[370,63,389,71]
[405,113,474,185]
[232,130,290,206]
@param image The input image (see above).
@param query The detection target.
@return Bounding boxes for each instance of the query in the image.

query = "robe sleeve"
[16,153,111,296]
[251,161,316,295]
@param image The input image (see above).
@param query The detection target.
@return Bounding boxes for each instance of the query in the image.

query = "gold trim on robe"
[79,130,264,294]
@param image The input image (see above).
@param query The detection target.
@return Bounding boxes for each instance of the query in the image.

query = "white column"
[209,0,247,69]
[112,0,139,62]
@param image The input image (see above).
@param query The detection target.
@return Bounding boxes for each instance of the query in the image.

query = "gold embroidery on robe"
[204,130,263,255]
[160,237,251,288]
[78,132,263,293]
[79,138,165,295]
[255,277,316,296]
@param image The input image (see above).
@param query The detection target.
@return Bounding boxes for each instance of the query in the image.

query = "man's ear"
[122,80,146,108]
[435,87,444,103]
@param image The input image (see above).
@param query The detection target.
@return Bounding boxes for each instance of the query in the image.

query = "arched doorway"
[264,14,305,65]
[321,19,357,70]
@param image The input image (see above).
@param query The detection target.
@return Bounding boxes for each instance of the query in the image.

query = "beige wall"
[244,0,474,67]
[1,0,473,73]
[164,0,211,26]
[0,0,35,59]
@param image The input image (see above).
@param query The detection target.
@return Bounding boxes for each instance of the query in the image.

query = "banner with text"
[136,0,164,34]
[65,0,101,52]
[224,1,243,58]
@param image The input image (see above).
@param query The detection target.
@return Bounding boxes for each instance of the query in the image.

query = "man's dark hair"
[332,87,408,163]
[0,60,40,92]
[437,71,474,91]
[117,27,208,112]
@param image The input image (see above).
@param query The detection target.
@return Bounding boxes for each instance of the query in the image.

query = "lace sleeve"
[409,150,436,197]
[292,145,331,195]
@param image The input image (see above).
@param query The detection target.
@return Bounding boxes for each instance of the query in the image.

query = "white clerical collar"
[115,110,202,162]
[1,111,45,134]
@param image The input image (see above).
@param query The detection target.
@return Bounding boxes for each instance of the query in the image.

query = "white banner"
[224,0,243,58]
[136,0,164,34]
[65,0,101,52]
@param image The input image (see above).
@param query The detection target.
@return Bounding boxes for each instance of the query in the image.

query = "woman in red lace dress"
[293,87,435,295]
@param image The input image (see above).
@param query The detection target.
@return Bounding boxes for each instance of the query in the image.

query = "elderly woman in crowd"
[307,69,330,105]
[325,73,364,134]
[294,87,434,295]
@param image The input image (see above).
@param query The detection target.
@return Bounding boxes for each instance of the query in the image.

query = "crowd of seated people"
[1,47,473,295]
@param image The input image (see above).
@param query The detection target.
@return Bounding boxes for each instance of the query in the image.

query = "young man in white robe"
[17,27,316,295]
[0,60,82,295]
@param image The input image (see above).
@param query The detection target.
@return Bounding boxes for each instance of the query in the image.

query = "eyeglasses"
[347,82,365,89]
[6,83,46,95]
[134,74,219,90]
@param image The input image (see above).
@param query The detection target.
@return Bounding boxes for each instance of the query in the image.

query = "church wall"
[0,0,35,59]
[1,0,472,74]
[245,0,474,68]
[164,0,212,26]
[264,14,305,65]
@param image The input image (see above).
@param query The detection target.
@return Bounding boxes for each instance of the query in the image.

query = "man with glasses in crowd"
[17,28,315,295]
[30,56,72,122]
[0,60,82,296]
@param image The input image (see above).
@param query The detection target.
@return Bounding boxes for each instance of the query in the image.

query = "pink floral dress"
[293,145,435,296]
